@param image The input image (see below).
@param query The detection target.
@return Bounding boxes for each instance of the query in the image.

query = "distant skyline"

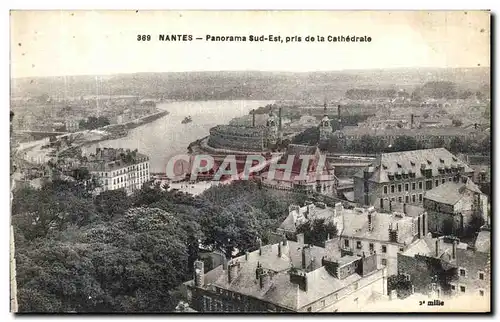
[10,10,490,78]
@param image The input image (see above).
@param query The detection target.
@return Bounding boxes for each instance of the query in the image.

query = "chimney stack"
[368,213,373,232]
[259,271,270,289]
[297,233,305,245]
[302,245,312,270]
[452,240,457,260]
[245,251,249,261]
[403,203,407,214]
[258,238,263,255]
[411,114,414,128]
[278,107,282,131]
[194,260,204,287]
[422,213,428,236]
[417,215,422,239]
[278,241,282,257]
[252,110,256,127]
[435,239,440,257]
[228,261,240,284]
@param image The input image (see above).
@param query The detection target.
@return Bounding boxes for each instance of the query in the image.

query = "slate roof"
[402,235,468,259]
[474,230,491,253]
[278,204,337,233]
[341,208,418,245]
[424,179,483,206]
[354,148,473,183]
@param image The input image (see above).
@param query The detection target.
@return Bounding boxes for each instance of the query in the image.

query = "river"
[83,100,274,173]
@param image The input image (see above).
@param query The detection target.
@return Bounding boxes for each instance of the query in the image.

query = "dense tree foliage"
[296,218,338,247]
[12,179,306,312]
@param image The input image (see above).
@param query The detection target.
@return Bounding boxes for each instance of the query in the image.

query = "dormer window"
[452,157,458,162]
[410,161,415,167]
[397,163,402,168]
[427,160,432,165]
[382,164,388,170]
[439,158,445,163]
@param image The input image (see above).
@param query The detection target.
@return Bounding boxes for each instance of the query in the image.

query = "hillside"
[10,68,490,102]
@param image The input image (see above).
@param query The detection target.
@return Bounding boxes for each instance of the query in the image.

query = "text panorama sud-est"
[137,34,372,43]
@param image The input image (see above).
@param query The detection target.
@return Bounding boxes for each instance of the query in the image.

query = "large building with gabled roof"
[183,237,387,312]
[353,148,474,208]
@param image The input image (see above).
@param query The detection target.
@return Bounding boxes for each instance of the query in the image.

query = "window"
[405,195,409,203]
[380,199,384,209]
[460,286,466,293]
[381,258,387,265]
[381,245,387,253]
[344,239,349,247]
[479,290,484,297]
[412,182,416,190]
[391,197,395,202]
[369,243,374,251]
[405,183,409,191]
[451,285,456,291]
[442,178,446,184]
[425,180,433,190]
[391,185,395,193]
[398,197,402,203]
[435,179,439,187]
[478,272,485,280]
[307,307,312,312]
[459,268,466,277]
[384,186,388,194]
[412,195,416,203]
[398,184,402,192]
[356,241,362,249]
[449,177,452,182]
[419,182,423,189]
[399,247,404,252]
[321,300,325,307]
[419,194,423,202]
[354,282,359,290]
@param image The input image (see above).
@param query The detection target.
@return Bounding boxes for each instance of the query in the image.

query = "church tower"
[319,100,332,145]
[266,109,279,148]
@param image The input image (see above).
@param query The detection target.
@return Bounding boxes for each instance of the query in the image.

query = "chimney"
[297,233,305,245]
[278,241,282,257]
[255,262,263,279]
[194,260,204,287]
[389,200,393,212]
[259,238,263,255]
[452,240,457,260]
[252,110,256,127]
[403,203,407,214]
[228,261,239,284]
[222,255,228,270]
[368,213,373,231]
[411,114,414,128]
[302,245,312,270]
[417,215,422,239]
[259,271,270,289]
[282,234,288,246]
[278,107,282,131]
[435,239,440,257]
[245,251,249,261]
[422,213,428,236]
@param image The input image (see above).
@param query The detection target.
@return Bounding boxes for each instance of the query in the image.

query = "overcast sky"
[10,10,490,78]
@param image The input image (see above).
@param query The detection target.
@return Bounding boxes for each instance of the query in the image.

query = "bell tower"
[319,100,332,144]
[266,109,279,148]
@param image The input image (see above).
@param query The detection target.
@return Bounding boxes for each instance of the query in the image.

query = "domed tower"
[319,101,332,144]
[266,109,279,148]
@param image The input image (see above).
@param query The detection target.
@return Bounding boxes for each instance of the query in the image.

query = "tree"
[448,137,466,153]
[392,136,418,152]
[296,218,338,247]
[387,274,413,299]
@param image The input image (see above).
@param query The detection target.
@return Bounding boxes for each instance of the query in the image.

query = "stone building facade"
[423,178,488,238]
[183,238,387,312]
[398,232,490,299]
[353,148,474,208]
